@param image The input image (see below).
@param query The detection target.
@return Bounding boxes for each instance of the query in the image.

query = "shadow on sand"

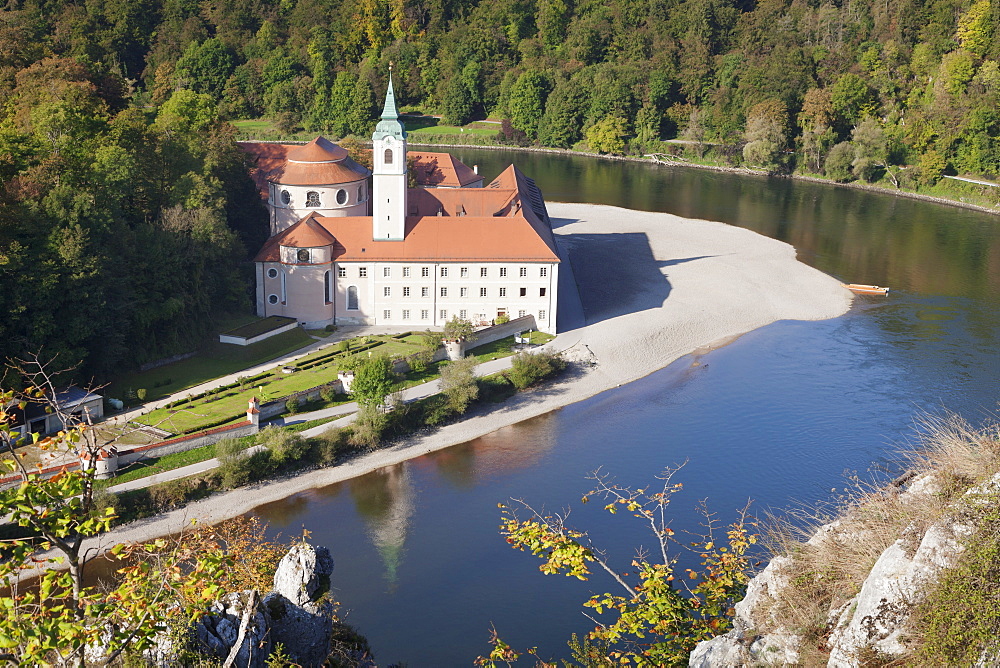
[552,219,714,326]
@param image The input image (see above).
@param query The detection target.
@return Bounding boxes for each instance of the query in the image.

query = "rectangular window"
[383,286,391,297]
[480,267,488,277]
[402,309,410,320]
[519,267,527,277]
[383,309,391,320]
[479,287,487,297]
[337,267,346,278]
[422,287,429,297]
[403,266,411,277]
[518,310,526,317]
[540,287,546,297]
[440,267,448,277]
[421,309,429,320]
[538,310,546,320]
[421,267,430,277]
[440,309,447,320]
[383,266,391,277]
[460,287,468,297]
[540,267,547,277]
[519,287,527,297]
[403,286,410,297]
[500,267,507,277]
[440,287,448,297]
[460,267,468,277]
[499,287,507,297]
[460,309,467,319]
[359,267,367,278]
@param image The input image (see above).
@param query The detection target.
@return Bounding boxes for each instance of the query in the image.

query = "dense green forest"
[2,0,1000,381]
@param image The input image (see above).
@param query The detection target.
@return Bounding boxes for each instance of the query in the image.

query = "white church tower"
[372,69,408,241]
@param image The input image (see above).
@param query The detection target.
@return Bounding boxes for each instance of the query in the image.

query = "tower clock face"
[297,249,310,262]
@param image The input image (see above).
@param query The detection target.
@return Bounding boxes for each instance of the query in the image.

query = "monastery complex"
[241,76,561,334]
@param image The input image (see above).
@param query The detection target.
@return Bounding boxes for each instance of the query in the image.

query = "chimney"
[473,165,478,174]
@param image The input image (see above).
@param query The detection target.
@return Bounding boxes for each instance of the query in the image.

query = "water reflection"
[349,465,415,588]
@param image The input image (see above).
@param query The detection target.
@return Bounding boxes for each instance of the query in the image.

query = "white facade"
[269,180,368,234]
[257,259,559,333]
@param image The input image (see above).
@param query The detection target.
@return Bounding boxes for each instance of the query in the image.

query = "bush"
[421,394,455,426]
[495,313,510,325]
[508,351,567,390]
[349,405,390,450]
[824,142,855,182]
[440,356,479,414]
[311,427,352,465]
[285,398,300,414]
[258,427,308,465]
[325,324,337,332]
[149,479,192,511]
[408,350,433,373]
[320,385,339,403]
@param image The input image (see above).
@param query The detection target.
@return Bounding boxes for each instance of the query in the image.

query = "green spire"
[373,67,407,141]
[381,72,400,120]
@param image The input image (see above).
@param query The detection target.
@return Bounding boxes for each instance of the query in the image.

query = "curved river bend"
[251,150,1000,665]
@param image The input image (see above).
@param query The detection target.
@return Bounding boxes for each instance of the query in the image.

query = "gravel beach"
[83,202,853,550]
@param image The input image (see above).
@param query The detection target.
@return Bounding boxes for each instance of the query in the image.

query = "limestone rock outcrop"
[691,473,995,667]
[192,542,340,667]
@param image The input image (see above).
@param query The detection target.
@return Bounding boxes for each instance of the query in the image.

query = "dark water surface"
[251,150,1000,665]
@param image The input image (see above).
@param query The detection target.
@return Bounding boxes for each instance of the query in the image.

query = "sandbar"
[82,202,853,550]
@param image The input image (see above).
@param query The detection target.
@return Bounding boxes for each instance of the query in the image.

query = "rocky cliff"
[691,464,1000,667]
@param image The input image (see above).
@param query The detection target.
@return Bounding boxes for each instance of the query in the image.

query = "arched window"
[305,191,321,207]
[347,285,359,310]
[359,184,366,201]
[324,271,331,303]
[280,190,291,205]
[384,148,393,165]
[336,189,347,205]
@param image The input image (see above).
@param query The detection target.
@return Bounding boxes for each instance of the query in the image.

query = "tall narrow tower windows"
[384,148,394,165]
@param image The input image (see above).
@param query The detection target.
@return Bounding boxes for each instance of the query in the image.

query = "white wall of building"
[269,181,368,234]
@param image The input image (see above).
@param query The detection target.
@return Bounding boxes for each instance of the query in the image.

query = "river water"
[250,150,1000,665]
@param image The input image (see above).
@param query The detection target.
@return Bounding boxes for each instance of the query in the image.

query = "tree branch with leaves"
[485,465,757,666]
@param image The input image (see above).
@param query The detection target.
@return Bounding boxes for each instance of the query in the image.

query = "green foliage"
[443,316,476,341]
[440,356,479,414]
[586,115,629,155]
[915,498,1000,663]
[824,142,856,182]
[507,350,567,390]
[350,354,398,410]
[493,468,757,665]
[0,385,229,666]
[285,397,300,414]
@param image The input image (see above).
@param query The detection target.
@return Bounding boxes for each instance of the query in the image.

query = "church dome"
[287,136,349,163]
[274,136,370,186]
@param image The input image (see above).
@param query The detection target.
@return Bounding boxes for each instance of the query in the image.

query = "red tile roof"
[255,214,559,263]
[287,136,348,162]
[409,151,482,187]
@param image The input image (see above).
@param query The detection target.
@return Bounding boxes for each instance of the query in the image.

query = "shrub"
[421,394,455,426]
[320,385,339,403]
[312,427,352,465]
[508,351,567,390]
[259,427,308,465]
[338,340,350,353]
[824,142,855,182]
[440,356,479,414]
[349,405,390,450]
[495,313,510,325]
[325,324,337,332]
[285,398,300,414]
[408,350,433,373]
[149,479,191,511]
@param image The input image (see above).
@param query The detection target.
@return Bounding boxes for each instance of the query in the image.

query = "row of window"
[384,309,547,321]
[382,286,546,298]
[337,266,549,278]
[279,186,366,208]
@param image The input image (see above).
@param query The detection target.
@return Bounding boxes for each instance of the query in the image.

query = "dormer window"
[384,148,393,165]
[306,191,321,207]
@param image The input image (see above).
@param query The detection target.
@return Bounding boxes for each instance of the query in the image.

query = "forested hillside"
[2,0,999,380]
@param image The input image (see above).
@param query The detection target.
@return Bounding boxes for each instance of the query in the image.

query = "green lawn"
[96,443,220,489]
[134,333,431,434]
[222,316,296,339]
[109,328,315,403]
